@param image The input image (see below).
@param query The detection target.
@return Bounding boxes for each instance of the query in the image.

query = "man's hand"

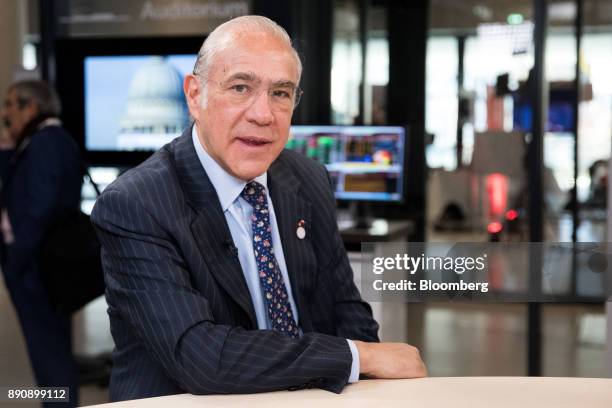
[353,341,427,379]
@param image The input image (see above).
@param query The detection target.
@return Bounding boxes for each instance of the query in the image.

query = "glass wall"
[425,0,610,379]
[427,0,534,236]
[543,1,578,240]
[578,0,612,243]
[580,33,612,207]
[427,0,611,243]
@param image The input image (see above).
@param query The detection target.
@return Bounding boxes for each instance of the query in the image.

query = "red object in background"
[486,173,508,219]
[505,209,519,221]
[487,221,503,234]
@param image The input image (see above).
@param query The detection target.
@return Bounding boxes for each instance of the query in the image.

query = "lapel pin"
[296,220,306,240]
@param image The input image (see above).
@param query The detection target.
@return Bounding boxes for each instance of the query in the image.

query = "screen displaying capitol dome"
[85,54,197,151]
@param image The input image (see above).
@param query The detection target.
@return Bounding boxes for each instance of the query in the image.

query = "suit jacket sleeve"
[91,187,354,395]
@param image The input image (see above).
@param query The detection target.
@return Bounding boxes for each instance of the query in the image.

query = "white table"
[86,377,612,408]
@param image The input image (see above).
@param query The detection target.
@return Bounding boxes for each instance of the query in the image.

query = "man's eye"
[271,89,291,99]
[230,84,250,94]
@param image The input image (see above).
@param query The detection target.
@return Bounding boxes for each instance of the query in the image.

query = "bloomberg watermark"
[359,242,612,302]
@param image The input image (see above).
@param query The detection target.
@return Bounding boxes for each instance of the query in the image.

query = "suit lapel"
[172,129,257,328]
[190,209,257,328]
[268,155,315,333]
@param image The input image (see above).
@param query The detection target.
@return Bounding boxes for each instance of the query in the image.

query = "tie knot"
[241,181,267,208]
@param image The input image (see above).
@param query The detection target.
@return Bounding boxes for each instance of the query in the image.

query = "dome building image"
[118,56,189,150]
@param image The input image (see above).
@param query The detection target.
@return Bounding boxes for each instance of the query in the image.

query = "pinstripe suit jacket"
[91,129,379,401]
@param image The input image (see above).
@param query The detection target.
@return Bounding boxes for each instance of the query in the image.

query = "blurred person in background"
[0,80,81,407]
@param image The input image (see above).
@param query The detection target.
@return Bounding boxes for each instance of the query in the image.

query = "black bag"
[39,172,105,315]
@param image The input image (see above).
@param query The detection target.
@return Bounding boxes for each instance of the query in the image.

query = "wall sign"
[56,0,251,37]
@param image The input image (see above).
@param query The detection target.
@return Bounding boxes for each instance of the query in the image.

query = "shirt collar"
[191,124,268,212]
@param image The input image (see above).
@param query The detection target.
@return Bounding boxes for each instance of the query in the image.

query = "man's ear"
[184,74,203,121]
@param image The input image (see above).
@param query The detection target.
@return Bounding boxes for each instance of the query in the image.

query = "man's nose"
[245,89,274,126]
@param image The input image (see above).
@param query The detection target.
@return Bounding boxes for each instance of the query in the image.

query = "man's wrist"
[346,339,360,383]
[352,340,372,376]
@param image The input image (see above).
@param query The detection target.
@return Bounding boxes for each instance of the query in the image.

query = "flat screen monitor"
[288,126,405,202]
[84,54,197,151]
[513,87,575,133]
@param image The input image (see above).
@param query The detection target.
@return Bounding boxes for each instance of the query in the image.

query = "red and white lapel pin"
[296,220,306,240]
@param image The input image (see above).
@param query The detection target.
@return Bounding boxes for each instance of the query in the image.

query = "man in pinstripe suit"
[91,16,426,401]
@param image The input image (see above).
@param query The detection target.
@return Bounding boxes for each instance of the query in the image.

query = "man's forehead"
[210,35,298,80]
[217,50,297,77]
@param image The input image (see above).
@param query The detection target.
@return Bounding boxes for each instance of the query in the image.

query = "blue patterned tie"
[241,181,300,338]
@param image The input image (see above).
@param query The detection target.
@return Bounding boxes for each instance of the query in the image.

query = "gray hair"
[193,15,302,104]
[9,80,62,116]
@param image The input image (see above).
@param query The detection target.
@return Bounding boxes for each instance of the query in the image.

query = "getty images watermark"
[358,243,612,302]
